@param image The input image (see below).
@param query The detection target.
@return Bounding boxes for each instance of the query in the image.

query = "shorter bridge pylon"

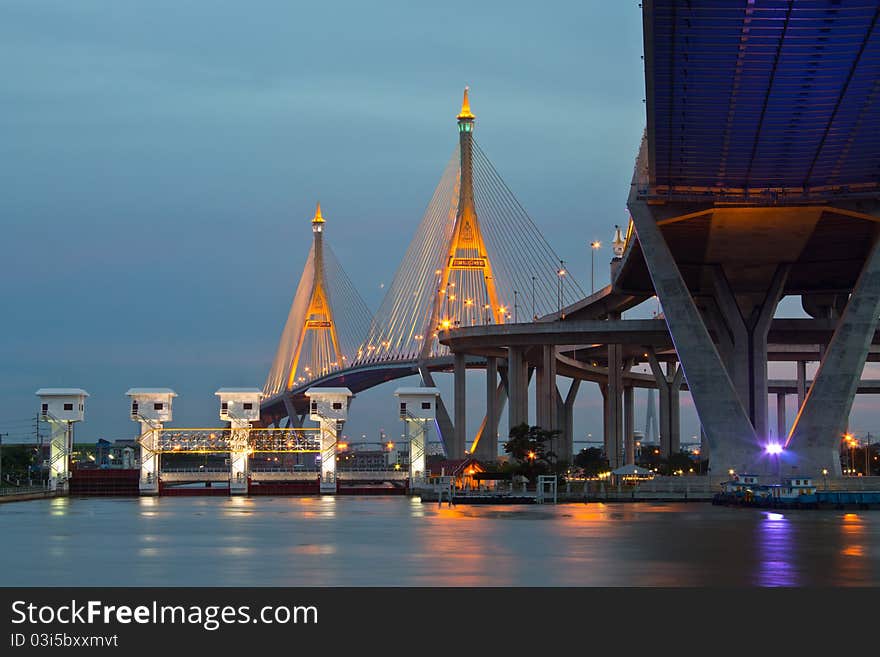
[264,204,373,401]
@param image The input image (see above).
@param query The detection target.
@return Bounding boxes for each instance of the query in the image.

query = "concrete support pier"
[472,357,503,461]
[559,379,580,464]
[776,393,786,444]
[788,231,880,475]
[624,385,635,465]
[536,345,557,432]
[453,351,467,458]
[629,197,759,475]
[507,346,528,429]
[647,350,683,458]
[606,341,623,469]
[796,360,807,410]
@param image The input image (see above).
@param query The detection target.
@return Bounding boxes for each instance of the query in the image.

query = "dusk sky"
[2,1,876,448]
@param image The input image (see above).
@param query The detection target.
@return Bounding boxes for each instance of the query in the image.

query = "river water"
[2,497,878,586]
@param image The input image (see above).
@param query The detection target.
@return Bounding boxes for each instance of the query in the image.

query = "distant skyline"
[2,1,878,449]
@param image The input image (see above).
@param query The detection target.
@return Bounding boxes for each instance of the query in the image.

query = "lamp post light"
[556,260,566,319]
[822,468,828,490]
[590,241,601,293]
[531,275,536,320]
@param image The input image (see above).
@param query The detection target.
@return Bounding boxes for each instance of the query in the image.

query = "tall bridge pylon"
[264,204,373,399]
[357,88,584,365]
[261,90,584,457]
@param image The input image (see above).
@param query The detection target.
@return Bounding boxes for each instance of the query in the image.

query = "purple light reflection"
[756,511,798,586]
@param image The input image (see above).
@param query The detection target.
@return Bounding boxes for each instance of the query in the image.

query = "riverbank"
[0,487,56,504]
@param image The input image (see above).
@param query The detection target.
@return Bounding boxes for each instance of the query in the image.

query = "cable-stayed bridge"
[261,89,583,455]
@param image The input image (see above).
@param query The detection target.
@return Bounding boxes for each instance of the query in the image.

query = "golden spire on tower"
[312,201,325,224]
[457,86,475,120]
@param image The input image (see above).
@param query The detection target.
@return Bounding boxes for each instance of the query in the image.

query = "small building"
[429,457,486,490]
[126,388,176,424]
[94,439,139,469]
[721,473,761,495]
[610,464,655,486]
[36,388,89,423]
[340,449,388,471]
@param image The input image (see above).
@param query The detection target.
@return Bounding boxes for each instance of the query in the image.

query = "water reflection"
[835,513,867,584]
[49,498,69,516]
[3,498,880,586]
[756,511,797,586]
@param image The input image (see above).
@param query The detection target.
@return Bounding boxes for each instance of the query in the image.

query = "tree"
[504,423,561,483]
[573,447,608,477]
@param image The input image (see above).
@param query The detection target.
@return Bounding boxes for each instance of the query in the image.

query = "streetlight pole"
[531,275,536,320]
[514,290,518,323]
[589,241,601,293]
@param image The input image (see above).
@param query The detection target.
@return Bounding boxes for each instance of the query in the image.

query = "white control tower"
[127,388,176,495]
[215,388,262,494]
[305,387,352,493]
[36,388,89,492]
[394,387,438,482]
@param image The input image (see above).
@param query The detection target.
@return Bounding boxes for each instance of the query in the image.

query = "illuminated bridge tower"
[425,89,506,458]
[355,87,584,459]
[422,87,505,355]
[265,204,370,405]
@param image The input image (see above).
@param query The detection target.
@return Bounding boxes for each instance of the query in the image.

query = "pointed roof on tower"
[312,201,325,224]
[457,86,475,121]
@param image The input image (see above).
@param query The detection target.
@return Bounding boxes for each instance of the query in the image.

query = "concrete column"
[629,197,757,475]
[507,346,527,429]
[776,393,786,443]
[711,264,789,439]
[669,364,683,455]
[624,385,635,465]
[747,266,790,439]
[606,342,623,469]
[796,360,807,410]
[536,345,557,431]
[600,383,609,463]
[647,350,678,458]
[473,357,500,461]
[707,270,749,408]
[453,351,467,458]
[788,230,880,475]
[657,381,670,457]
[418,366,455,455]
[558,379,580,464]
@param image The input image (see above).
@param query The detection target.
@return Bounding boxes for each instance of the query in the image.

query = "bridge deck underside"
[615,205,880,301]
[645,0,880,197]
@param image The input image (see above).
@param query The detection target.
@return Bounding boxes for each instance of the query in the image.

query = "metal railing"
[140,428,322,454]
[0,485,51,497]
